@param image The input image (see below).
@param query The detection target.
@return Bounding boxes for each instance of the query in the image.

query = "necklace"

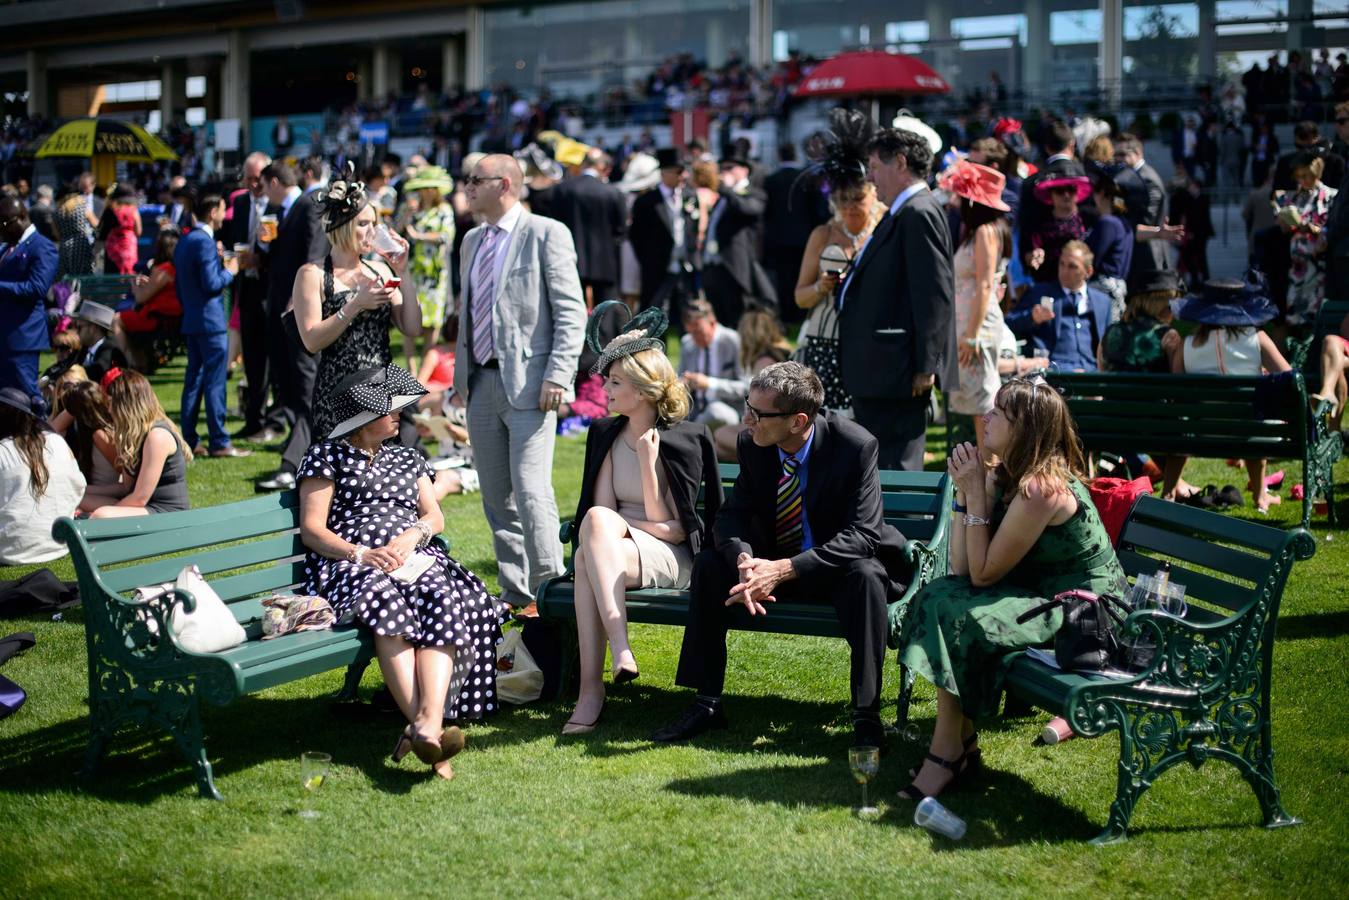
[346,439,382,462]
[841,221,863,243]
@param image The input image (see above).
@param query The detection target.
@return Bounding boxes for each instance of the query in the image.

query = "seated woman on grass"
[563,303,719,735]
[897,376,1126,801]
[85,370,193,518]
[51,379,131,514]
[297,364,503,779]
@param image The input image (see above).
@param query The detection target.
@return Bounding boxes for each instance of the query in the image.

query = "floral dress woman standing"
[1273,152,1338,326]
[402,167,456,367]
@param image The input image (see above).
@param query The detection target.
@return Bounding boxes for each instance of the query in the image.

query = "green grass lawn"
[1,358,1346,897]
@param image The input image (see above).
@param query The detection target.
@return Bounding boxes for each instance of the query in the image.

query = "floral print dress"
[1273,182,1337,326]
[898,479,1126,718]
[409,202,455,330]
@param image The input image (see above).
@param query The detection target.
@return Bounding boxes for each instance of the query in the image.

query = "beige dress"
[610,438,694,589]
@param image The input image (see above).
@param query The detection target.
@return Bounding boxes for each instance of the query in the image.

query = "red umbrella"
[795,51,950,97]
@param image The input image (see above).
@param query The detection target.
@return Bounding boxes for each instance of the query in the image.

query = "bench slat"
[1123,495,1290,554]
[89,507,301,566]
[1118,549,1254,612]
[73,491,300,541]
[210,564,306,603]
[235,638,368,695]
[221,626,365,670]
[99,535,304,593]
[1117,521,1273,584]
[1070,415,1295,438]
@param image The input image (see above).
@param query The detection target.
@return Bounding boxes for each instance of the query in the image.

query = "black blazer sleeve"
[714,432,763,568]
[789,426,883,579]
[904,199,955,377]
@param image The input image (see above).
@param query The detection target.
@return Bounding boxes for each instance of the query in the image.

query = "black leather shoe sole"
[650,705,728,743]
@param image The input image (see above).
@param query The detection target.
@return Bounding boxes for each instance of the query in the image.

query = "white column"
[221,30,250,147]
[749,0,772,69]
[25,51,48,117]
[706,18,726,69]
[1286,0,1312,52]
[159,61,188,129]
[372,42,391,97]
[1197,0,1216,80]
[1100,0,1123,110]
[926,1,956,89]
[356,57,372,101]
[442,36,462,92]
[466,5,487,92]
[1023,0,1051,97]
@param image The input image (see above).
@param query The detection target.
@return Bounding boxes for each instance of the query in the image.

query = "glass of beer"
[259,214,278,243]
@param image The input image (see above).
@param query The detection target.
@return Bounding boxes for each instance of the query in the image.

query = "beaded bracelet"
[349,545,368,565]
[412,520,434,548]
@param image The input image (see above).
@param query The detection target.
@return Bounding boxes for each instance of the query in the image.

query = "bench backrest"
[54,492,308,623]
[64,274,136,307]
[1048,371,1312,459]
[712,462,949,545]
[1116,494,1298,625]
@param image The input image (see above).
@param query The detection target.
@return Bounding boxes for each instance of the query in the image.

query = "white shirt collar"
[1131,159,1145,172]
[15,224,36,246]
[491,201,525,236]
[200,223,214,239]
[283,186,302,208]
[1063,284,1089,315]
[889,182,926,216]
[1047,152,1073,164]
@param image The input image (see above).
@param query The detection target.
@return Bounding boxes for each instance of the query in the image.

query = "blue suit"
[1005,282,1111,372]
[173,226,235,451]
[0,229,59,414]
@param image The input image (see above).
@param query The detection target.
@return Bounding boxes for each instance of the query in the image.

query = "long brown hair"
[992,378,1088,498]
[0,403,49,499]
[61,380,116,478]
[106,370,192,473]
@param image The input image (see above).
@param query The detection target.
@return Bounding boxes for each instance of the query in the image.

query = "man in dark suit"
[1115,133,1177,283]
[837,127,954,472]
[1271,120,1346,192]
[1005,240,1110,371]
[69,301,127,385]
[256,161,329,491]
[651,362,903,748]
[174,194,250,458]
[226,151,279,441]
[165,186,195,230]
[762,143,829,326]
[702,155,775,325]
[548,148,626,308]
[0,196,59,414]
[629,148,699,321]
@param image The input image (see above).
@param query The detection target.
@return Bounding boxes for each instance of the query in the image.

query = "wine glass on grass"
[299,751,331,820]
[848,746,880,819]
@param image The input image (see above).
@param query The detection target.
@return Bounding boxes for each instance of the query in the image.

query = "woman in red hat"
[1025,172,1090,281]
[937,160,1012,448]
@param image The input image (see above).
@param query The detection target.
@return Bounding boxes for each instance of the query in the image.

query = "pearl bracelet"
[349,545,368,565]
[335,307,348,322]
[412,520,434,548]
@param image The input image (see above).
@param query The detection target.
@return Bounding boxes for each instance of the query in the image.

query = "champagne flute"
[848,746,880,819]
[299,751,331,820]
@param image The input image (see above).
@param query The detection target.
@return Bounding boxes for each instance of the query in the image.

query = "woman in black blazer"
[563,303,721,735]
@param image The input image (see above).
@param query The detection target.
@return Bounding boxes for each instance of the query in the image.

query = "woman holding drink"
[290,163,422,440]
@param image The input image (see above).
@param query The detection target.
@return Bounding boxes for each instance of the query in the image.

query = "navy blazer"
[173,226,234,335]
[1005,282,1111,367]
[0,231,59,353]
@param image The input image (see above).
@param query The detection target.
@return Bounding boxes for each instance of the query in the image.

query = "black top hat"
[719,155,752,171]
[654,148,683,170]
[586,300,668,375]
[327,364,428,440]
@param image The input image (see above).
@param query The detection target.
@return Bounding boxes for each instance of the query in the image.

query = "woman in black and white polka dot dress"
[298,364,503,780]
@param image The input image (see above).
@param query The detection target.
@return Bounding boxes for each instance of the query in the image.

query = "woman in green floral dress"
[402,167,456,370]
[897,376,1126,801]
[1097,269,1183,373]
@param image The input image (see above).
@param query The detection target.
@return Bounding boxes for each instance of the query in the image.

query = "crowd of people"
[3,68,1349,791]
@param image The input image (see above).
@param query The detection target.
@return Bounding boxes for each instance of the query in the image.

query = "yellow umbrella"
[35,118,178,187]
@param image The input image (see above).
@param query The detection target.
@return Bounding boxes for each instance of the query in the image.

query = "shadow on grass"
[1277,609,1349,640]
[664,760,1104,845]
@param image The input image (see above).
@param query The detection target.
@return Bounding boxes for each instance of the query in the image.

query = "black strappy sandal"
[908,732,979,780]
[899,752,964,802]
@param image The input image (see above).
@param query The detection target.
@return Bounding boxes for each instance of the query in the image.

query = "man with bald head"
[454,153,586,614]
[227,150,278,440]
[0,195,59,414]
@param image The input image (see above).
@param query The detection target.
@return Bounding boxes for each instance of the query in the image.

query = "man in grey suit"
[454,154,586,613]
[1115,133,1181,282]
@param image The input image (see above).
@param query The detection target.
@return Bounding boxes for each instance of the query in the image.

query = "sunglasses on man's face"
[464,175,504,188]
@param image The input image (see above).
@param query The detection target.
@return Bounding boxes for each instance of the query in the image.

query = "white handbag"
[143,565,246,654]
[494,629,544,705]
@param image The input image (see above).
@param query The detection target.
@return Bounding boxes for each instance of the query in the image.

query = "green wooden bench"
[1004,494,1303,845]
[1048,370,1336,551]
[536,463,952,726]
[1288,298,1349,373]
[64,274,136,308]
[53,491,433,799]
[62,274,185,371]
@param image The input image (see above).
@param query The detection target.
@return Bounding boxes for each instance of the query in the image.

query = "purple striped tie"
[471,225,503,365]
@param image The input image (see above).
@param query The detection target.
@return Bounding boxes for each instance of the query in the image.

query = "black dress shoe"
[852,717,888,752]
[651,701,728,743]
[256,470,296,492]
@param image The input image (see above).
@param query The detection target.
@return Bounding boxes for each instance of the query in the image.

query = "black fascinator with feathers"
[809,108,876,194]
[317,161,369,233]
[585,300,668,375]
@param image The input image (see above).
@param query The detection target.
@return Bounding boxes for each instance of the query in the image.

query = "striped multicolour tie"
[470,225,503,365]
[775,455,804,556]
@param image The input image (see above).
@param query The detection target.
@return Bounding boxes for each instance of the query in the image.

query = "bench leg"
[336,642,376,703]
[893,661,916,730]
[155,689,222,801]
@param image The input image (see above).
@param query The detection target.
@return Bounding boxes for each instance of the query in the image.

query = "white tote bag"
[494,629,544,705]
[169,564,246,654]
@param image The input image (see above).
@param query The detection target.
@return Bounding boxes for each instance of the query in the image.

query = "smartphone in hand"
[384,277,402,290]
